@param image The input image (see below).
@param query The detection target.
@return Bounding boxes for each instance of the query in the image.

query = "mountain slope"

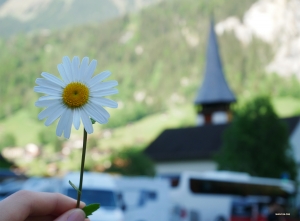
[216,0,300,79]
[0,0,162,37]
[0,0,300,140]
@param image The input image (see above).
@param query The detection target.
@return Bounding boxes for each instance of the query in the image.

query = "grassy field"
[272,97,300,117]
[0,103,194,147]
[0,109,44,146]
[0,96,299,149]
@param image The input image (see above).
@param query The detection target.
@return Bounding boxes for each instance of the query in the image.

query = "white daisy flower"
[34,56,118,139]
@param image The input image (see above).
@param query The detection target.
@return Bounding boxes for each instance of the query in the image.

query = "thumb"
[54,208,86,221]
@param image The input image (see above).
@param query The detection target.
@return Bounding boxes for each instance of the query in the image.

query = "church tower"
[195,19,236,125]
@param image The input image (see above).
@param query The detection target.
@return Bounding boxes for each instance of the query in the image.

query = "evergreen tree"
[215,96,297,180]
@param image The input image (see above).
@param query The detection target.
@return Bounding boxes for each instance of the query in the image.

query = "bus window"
[189,178,291,197]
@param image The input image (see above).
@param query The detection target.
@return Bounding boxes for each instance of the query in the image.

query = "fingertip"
[67,209,86,221]
[55,208,85,221]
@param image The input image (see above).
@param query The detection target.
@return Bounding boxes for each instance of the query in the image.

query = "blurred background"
[1,0,300,220]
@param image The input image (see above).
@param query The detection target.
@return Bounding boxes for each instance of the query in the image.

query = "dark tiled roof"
[194,19,236,105]
[283,116,300,135]
[144,116,300,162]
[144,123,228,162]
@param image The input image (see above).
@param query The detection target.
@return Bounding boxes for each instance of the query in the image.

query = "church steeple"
[195,19,236,125]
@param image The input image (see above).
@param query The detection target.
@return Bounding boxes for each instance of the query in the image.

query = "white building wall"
[212,111,228,124]
[155,160,217,174]
[196,112,228,126]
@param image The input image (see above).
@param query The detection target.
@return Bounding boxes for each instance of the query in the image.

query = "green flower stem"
[76,129,88,208]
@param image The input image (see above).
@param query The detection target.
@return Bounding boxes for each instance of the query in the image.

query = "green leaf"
[90,118,96,124]
[82,203,100,218]
[68,180,81,195]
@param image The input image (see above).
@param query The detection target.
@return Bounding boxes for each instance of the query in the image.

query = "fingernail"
[67,209,86,221]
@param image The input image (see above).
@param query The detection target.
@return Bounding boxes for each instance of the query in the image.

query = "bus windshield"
[67,189,117,208]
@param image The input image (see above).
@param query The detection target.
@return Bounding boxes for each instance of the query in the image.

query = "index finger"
[0,190,85,221]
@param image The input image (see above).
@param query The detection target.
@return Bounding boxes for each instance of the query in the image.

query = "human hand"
[0,190,89,221]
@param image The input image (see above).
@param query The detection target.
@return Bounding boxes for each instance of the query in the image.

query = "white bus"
[160,171,296,221]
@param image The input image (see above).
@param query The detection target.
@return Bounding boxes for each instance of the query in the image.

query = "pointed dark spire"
[194,19,236,105]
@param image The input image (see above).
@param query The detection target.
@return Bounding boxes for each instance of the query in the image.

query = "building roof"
[144,123,227,162]
[194,19,236,105]
[283,116,300,134]
[144,116,300,162]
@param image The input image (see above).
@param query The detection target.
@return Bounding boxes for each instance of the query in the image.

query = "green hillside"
[0,0,162,37]
[1,0,300,174]
[1,0,299,129]
[1,0,299,124]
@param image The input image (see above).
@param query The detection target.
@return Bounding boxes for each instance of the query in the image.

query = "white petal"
[83,59,97,82]
[90,88,119,97]
[41,72,65,87]
[91,97,118,108]
[56,108,71,137]
[96,105,110,119]
[38,104,58,120]
[84,103,108,124]
[87,71,111,87]
[36,78,63,90]
[38,95,62,101]
[57,64,71,84]
[79,57,89,81]
[72,56,80,81]
[35,99,59,107]
[34,86,61,96]
[90,80,118,91]
[63,56,73,82]
[63,109,73,139]
[73,108,81,130]
[45,105,66,126]
[80,109,93,134]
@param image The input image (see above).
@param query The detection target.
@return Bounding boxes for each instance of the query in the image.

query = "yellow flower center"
[62,82,89,108]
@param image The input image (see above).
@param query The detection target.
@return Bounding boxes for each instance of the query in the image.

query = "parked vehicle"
[0,178,25,200]
[114,176,172,221]
[62,172,124,221]
[160,171,296,221]
[22,177,62,192]
[0,169,27,200]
